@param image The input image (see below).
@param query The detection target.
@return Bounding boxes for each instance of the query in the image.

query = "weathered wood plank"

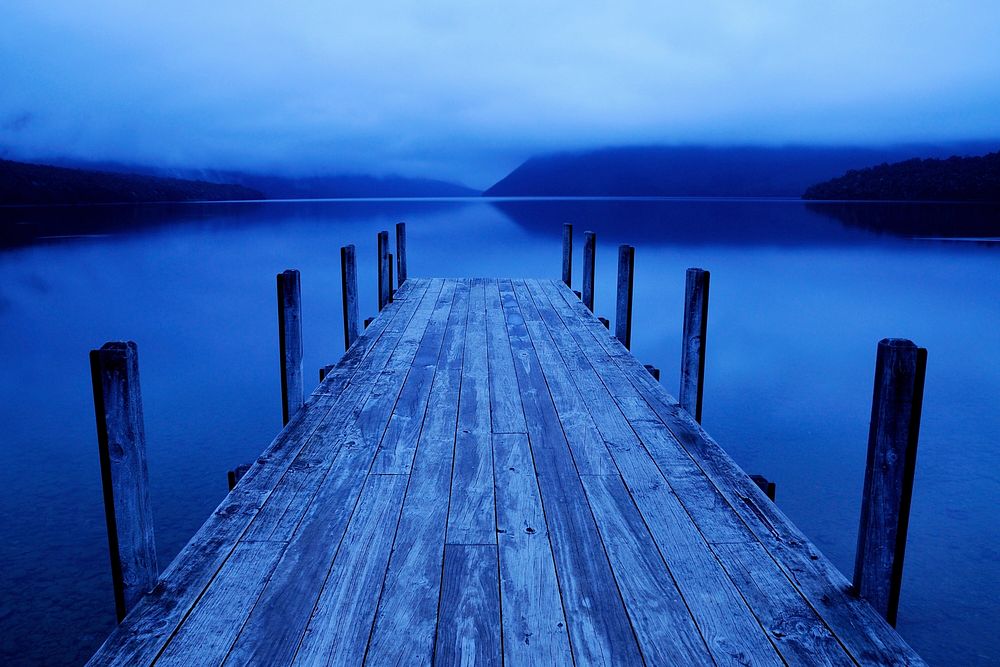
[498,279,642,665]
[447,430,495,545]
[854,338,927,626]
[341,244,360,351]
[155,540,285,665]
[365,281,471,663]
[493,432,573,664]
[485,279,527,434]
[277,269,305,425]
[293,474,408,664]
[544,279,925,666]
[434,544,501,667]
[89,341,158,623]
[679,268,710,422]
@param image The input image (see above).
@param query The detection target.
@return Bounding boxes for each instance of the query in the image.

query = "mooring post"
[644,364,660,381]
[89,341,158,623]
[364,316,374,329]
[277,269,304,426]
[377,230,390,311]
[319,364,335,382]
[341,245,360,351]
[615,244,634,349]
[598,316,610,329]
[582,231,596,312]
[679,268,710,423]
[750,474,776,501]
[562,223,573,287]
[227,463,252,491]
[388,253,395,302]
[853,338,927,626]
[396,222,407,287]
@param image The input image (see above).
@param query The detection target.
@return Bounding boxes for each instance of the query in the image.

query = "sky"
[1,1,999,187]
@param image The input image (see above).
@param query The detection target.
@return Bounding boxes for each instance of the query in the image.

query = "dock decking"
[88,277,923,666]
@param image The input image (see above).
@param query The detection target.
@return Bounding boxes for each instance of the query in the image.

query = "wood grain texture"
[87,277,925,667]
[89,341,158,623]
[396,221,408,285]
[341,244,360,351]
[435,545,501,667]
[277,269,305,425]
[582,230,596,312]
[561,222,573,287]
[854,338,926,626]
[615,245,634,349]
[378,230,390,311]
[679,268,710,422]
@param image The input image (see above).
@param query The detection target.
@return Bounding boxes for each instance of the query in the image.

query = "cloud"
[1,1,999,185]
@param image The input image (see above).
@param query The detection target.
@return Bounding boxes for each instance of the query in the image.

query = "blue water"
[0,198,997,665]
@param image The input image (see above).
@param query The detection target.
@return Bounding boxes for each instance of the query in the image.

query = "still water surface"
[0,198,997,664]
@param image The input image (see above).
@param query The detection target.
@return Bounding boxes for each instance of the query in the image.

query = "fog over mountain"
[3,2,1000,187]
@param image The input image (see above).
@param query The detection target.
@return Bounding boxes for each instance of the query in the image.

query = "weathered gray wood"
[615,244,634,349]
[340,244,360,351]
[435,545,502,666]
[485,282,527,434]
[679,268,710,422]
[582,230,596,311]
[854,338,927,626]
[493,433,573,663]
[277,269,304,425]
[396,221,408,285]
[89,341,158,623]
[378,230,390,311]
[561,222,573,287]
[227,463,251,491]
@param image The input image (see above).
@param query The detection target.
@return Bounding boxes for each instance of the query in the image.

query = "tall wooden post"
[89,341,158,622]
[679,268,710,423]
[561,223,573,287]
[615,244,634,349]
[582,231,596,312]
[378,230,390,311]
[395,222,408,287]
[388,253,395,302]
[341,245,360,351]
[853,338,927,626]
[277,269,304,425]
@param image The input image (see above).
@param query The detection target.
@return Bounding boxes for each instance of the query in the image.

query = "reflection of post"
[615,244,634,349]
[341,245,360,351]
[582,231,596,312]
[277,269,304,425]
[679,268,709,423]
[89,341,158,622]
[561,223,573,287]
[853,338,927,626]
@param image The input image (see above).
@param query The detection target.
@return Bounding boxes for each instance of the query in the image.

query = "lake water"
[1,198,997,665]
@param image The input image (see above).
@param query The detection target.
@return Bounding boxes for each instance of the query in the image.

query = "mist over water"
[0,198,998,665]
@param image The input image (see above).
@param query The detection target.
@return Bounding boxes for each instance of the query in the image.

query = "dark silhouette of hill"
[803,152,1000,201]
[32,158,480,199]
[483,144,998,197]
[0,159,262,205]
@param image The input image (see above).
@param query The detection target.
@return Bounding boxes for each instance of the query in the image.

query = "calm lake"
[1,198,998,665]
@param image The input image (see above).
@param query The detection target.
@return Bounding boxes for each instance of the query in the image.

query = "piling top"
[88,278,924,665]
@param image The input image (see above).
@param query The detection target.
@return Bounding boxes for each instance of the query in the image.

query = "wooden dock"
[87,277,924,665]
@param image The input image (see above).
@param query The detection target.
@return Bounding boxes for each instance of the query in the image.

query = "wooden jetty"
[87,228,927,665]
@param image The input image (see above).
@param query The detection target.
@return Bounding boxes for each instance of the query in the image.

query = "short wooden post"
[341,245,360,351]
[582,231,596,312]
[388,253,395,302]
[679,268,710,423]
[615,244,634,349]
[561,223,573,287]
[319,364,334,382]
[853,338,927,626]
[277,269,304,426]
[227,463,251,491]
[377,230,390,311]
[598,316,610,329]
[89,341,158,622]
[364,316,374,329]
[644,364,660,381]
[750,474,776,501]
[395,222,408,286]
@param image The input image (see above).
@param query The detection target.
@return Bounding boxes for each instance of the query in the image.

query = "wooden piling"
[644,364,660,381]
[319,364,334,382]
[388,253,395,302]
[364,316,374,329]
[277,269,304,426]
[378,230,390,311]
[853,338,927,626]
[341,245,360,351]
[89,341,158,623]
[395,222,408,286]
[227,463,251,491]
[615,245,634,349]
[598,316,610,329]
[582,231,596,312]
[750,475,776,501]
[679,268,710,423]
[562,223,573,287]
